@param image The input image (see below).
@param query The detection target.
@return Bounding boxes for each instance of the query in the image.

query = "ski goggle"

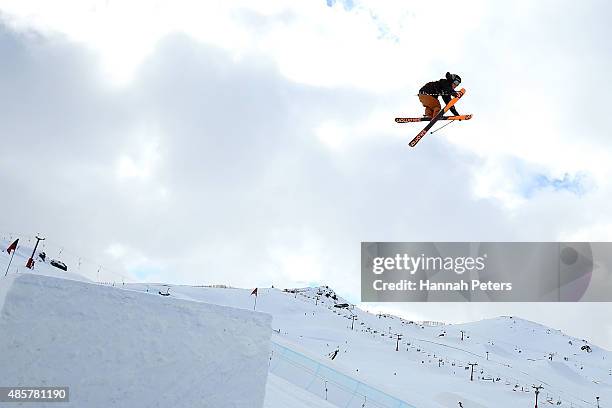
[452,78,461,86]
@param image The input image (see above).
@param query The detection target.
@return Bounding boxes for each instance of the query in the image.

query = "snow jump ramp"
[0,274,272,407]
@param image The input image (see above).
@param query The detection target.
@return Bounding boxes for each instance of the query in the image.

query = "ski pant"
[418,94,441,118]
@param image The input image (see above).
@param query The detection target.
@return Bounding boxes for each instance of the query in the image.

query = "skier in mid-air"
[394,71,469,147]
[418,72,462,119]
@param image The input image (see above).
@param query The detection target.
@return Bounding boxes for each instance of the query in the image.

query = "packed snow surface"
[0,274,271,408]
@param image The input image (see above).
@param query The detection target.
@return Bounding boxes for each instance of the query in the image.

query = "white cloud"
[269,248,323,285]
[0,0,488,90]
[105,242,127,258]
[315,121,347,151]
[561,223,612,242]
[3,0,612,349]
[116,139,161,181]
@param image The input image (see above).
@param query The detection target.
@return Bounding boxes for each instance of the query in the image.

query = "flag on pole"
[5,239,19,277]
[251,288,258,310]
[6,239,18,254]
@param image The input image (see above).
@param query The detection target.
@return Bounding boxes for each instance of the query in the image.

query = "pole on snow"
[251,288,258,310]
[468,363,478,381]
[324,380,328,400]
[26,235,45,269]
[395,334,402,351]
[532,385,543,408]
[5,250,15,277]
[5,238,19,277]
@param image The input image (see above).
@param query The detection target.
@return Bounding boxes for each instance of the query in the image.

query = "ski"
[409,88,466,147]
[395,114,472,123]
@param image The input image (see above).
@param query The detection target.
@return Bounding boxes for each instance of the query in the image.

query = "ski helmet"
[446,72,461,86]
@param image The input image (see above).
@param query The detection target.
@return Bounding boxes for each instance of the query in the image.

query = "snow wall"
[0,274,272,408]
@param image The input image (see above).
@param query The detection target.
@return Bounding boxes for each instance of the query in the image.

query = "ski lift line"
[432,345,591,406]
[354,336,588,407]
[464,329,606,371]
[1,230,134,282]
[277,324,593,408]
[480,362,590,408]
[468,329,569,359]
[393,327,607,400]
[337,323,600,408]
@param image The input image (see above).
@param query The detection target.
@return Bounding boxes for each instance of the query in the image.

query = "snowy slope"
[264,374,337,408]
[121,283,611,408]
[0,274,272,408]
[2,239,610,408]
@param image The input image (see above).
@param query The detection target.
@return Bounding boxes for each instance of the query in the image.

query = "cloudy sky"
[1,0,611,348]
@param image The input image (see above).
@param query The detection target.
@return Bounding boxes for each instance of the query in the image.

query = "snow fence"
[0,273,272,408]
[269,342,415,408]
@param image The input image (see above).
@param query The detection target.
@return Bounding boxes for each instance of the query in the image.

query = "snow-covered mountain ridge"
[1,241,610,407]
[124,283,611,408]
